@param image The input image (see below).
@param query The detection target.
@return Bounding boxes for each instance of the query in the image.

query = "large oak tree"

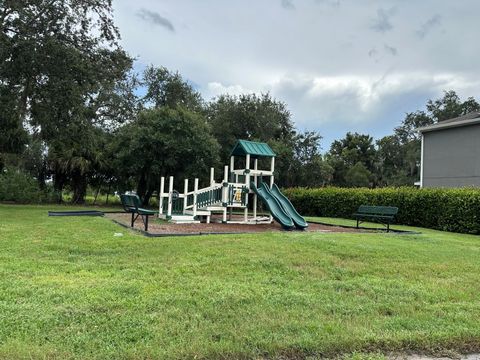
[0,0,133,202]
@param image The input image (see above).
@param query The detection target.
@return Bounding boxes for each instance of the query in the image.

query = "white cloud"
[204,82,252,99]
[113,0,480,145]
[269,72,480,129]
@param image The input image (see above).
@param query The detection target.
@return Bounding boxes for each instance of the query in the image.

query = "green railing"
[162,196,184,215]
[186,193,194,207]
[164,184,247,214]
[196,186,223,209]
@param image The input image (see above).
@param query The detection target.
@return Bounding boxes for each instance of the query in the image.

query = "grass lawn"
[1,205,480,359]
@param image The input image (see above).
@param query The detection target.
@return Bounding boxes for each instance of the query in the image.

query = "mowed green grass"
[1,205,480,359]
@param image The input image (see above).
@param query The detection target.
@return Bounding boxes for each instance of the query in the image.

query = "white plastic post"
[222,165,228,223]
[167,176,174,217]
[244,154,250,222]
[183,179,189,213]
[420,134,424,188]
[253,158,258,219]
[270,157,275,187]
[210,167,215,185]
[193,178,199,217]
[223,165,228,182]
[269,157,275,222]
[229,158,235,221]
[159,176,165,216]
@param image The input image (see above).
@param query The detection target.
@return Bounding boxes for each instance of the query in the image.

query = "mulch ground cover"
[106,213,370,235]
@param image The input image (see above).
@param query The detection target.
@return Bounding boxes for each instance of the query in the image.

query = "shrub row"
[283,187,480,234]
[0,168,55,203]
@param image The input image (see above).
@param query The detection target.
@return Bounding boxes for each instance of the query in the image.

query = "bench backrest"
[120,194,141,212]
[357,205,398,216]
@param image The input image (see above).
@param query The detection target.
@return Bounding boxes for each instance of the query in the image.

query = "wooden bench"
[120,194,156,231]
[353,205,398,232]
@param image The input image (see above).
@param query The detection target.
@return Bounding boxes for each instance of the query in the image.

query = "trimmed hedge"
[283,187,480,234]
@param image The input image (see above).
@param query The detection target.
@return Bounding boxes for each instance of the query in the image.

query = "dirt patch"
[106,213,370,235]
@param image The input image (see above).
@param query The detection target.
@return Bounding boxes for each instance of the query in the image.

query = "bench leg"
[356,219,359,228]
[131,212,135,227]
[387,222,390,233]
[138,215,149,232]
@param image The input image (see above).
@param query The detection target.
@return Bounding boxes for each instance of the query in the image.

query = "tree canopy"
[111,106,219,205]
[0,0,132,202]
[2,2,480,203]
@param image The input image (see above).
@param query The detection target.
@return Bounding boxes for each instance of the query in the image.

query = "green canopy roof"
[230,140,276,158]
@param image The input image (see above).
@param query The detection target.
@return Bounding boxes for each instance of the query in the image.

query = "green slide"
[270,183,308,230]
[250,182,294,230]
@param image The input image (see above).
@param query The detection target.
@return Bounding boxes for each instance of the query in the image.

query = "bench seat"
[353,213,395,219]
[120,194,156,231]
[353,205,398,232]
[123,206,155,216]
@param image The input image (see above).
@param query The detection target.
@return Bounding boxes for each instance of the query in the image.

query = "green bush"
[283,187,480,234]
[0,168,54,203]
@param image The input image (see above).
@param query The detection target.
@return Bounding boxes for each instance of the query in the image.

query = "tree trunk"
[53,171,66,203]
[93,186,101,205]
[37,161,47,190]
[143,188,154,207]
[106,183,111,204]
[136,170,148,200]
[71,172,87,204]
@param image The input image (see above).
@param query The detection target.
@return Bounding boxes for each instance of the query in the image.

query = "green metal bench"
[120,194,156,231]
[353,205,398,232]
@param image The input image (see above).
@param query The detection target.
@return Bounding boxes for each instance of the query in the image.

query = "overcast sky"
[113,0,480,149]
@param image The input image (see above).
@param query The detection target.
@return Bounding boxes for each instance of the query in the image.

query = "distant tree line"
[332,90,480,188]
[1,1,479,205]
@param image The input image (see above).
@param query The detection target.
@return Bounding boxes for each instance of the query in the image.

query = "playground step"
[168,214,199,223]
[184,209,211,216]
[227,204,247,208]
[173,219,201,224]
[203,206,225,211]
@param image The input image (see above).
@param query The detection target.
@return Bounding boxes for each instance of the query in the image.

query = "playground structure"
[158,140,308,230]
